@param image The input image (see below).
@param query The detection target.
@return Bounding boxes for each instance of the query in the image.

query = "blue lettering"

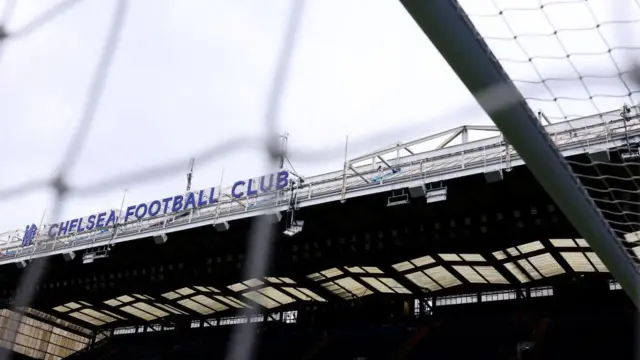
[135,203,148,219]
[184,192,196,209]
[260,175,273,192]
[124,205,136,222]
[22,224,37,247]
[77,218,85,232]
[48,224,59,237]
[96,212,107,228]
[86,215,96,230]
[148,200,161,216]
[232,181,245,198]
[58,221,69,236]
[69,219,79,233]
[276,171,289,190]
[197,190,208,206]
[162,197,172,214]
[247,179,258,196]
[43,172,292,238]
[208,187,216,204]
[172,195,184,212]
[106,211,117,226]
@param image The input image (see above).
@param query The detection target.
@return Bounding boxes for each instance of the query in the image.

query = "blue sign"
[46,171,290,238]
[22,224,37,247]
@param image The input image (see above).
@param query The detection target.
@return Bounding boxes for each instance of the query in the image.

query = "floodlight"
[82,254,94,264]
[621,150,640,161]
[426,188,447,203]
[387,193,409,207]
[82,248,109,264]
[284,220,304,237]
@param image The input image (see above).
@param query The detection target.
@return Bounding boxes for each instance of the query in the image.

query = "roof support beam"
[377,156,392,169]
[465,125,499,132]
[399,0,640,308]
[16,308,93,339]
[349,126,464,164]
[435,128,463,150]
[539,238,574,275]
[349,165,371,184]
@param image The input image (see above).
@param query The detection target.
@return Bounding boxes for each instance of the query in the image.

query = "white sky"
[0,0,638,233]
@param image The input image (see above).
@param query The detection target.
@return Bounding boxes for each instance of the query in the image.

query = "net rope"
[0,0,640,358]
[461,0,640,269]
[461,0,640,121]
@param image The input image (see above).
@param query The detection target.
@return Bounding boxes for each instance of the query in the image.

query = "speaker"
[153,233,168,244]
[588,150,610,163]
[408,185,426,198]
[484,170,503,183]
[214,221,230,231]
[63,252,76,262]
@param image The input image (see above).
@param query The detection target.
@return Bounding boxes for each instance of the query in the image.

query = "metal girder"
[433,125,499,149]
[399,0,640,307]
[348,165,371,183]
[349,126,470,164]
[350,125,501,165]
[17,307,93,339]
[435,127,464,150]
[465,125,499,132]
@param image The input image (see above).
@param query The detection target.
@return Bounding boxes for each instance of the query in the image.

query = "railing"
[1,107,639,265]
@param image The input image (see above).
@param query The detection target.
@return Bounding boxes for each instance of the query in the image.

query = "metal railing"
[1,107,638,266]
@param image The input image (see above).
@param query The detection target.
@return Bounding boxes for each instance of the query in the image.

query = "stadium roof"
[40,234,633,329]
[1,107,638,267]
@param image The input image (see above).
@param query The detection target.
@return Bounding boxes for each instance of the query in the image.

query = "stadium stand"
[60,286,633,359]
[0,144,638,359]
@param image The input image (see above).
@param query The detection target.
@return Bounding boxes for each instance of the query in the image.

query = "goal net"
[457,0,640,273]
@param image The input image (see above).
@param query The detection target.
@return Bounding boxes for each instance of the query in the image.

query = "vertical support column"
[461,127,469,144]
[341,136,349,203]
[461,127,468,169]
[399,0,640,307]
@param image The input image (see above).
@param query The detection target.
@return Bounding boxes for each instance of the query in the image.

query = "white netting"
[459,0,640,266]
[460,0,640,121]
[0,1,306,359]
[565,104,640,265]
[0,1,639,357]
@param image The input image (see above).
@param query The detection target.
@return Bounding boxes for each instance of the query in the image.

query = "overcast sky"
[0,0,638,235]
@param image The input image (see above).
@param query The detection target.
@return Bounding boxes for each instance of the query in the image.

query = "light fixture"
[82,254,95,264]
[387,191,409,207]
[284,220,304,237]
[82,248,109,264]
[621,149,640,161]
[426,187,447,203]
